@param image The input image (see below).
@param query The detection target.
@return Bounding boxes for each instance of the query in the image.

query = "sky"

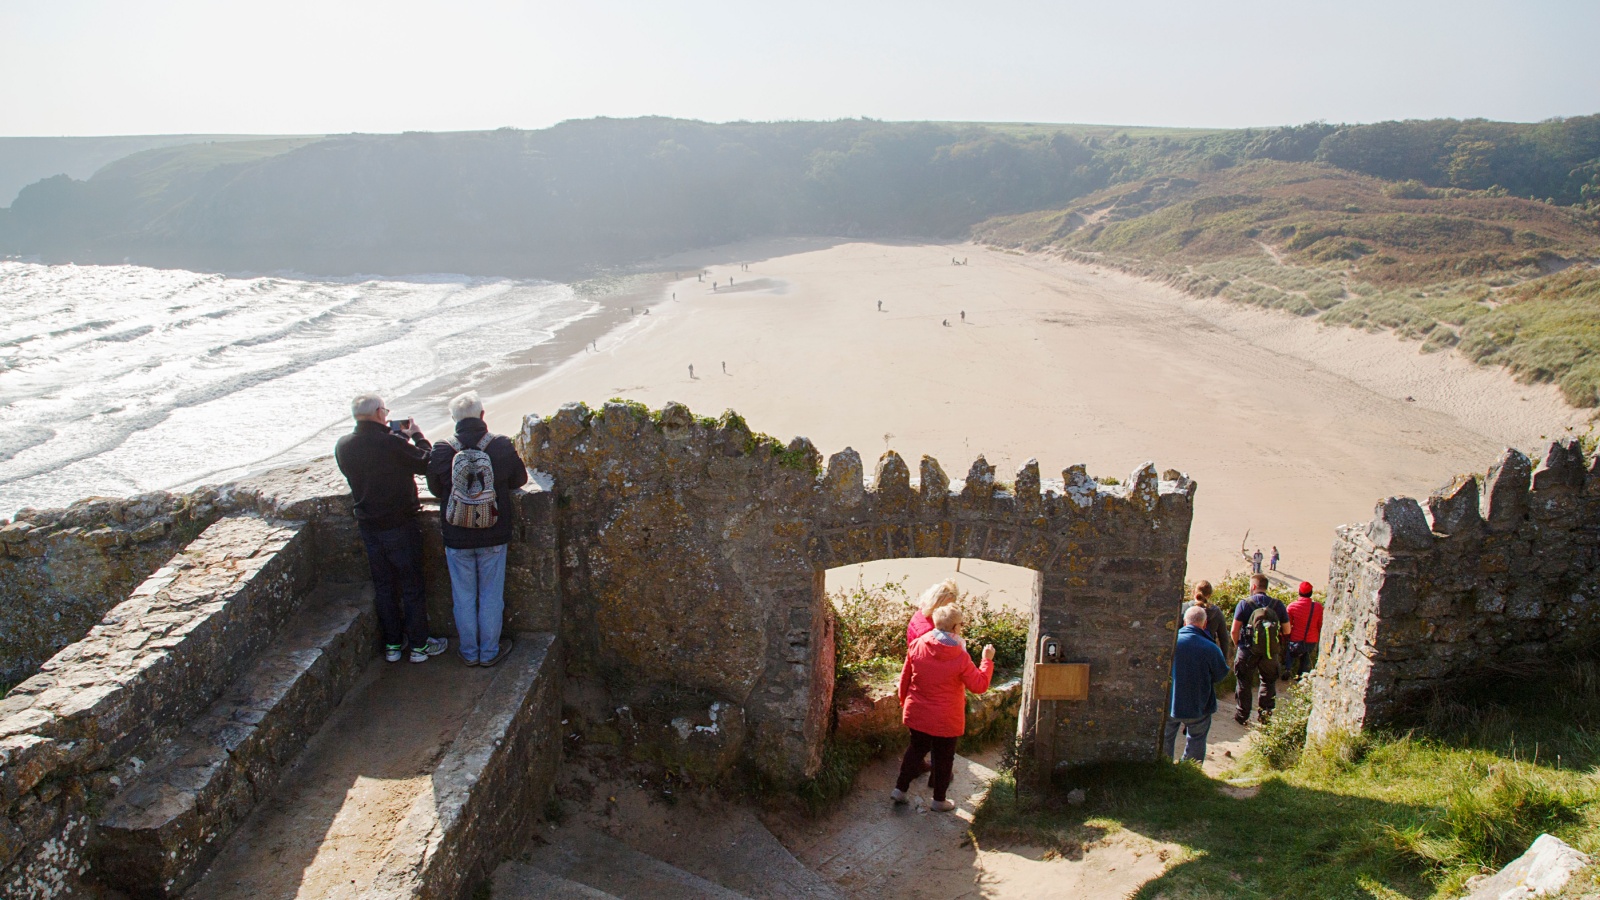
[3,0,1598,136]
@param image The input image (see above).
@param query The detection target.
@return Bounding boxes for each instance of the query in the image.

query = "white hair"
[449,391,484,422]
[1184,605,1209,627]
[351,392,384,418]
[932,604,964,631]
[918,579,959,615]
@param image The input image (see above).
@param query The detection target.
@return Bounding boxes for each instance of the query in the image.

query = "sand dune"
[486,240,1586,588]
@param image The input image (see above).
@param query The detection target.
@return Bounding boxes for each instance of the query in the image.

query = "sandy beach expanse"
[484,239,1586,600]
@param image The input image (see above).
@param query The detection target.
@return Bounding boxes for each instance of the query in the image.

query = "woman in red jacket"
[893,604,995,811]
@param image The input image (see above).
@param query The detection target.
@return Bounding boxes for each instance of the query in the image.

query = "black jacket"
[426,417,528,549]
[334,420,433,531]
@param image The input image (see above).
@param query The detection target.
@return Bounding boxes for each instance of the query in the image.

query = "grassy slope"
[974,160,1600,406]
[974,659,1600,899]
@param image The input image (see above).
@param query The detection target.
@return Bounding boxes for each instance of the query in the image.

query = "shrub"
[1248,687,1311,769]
[955,594,1029,672]
[830,577,913,681]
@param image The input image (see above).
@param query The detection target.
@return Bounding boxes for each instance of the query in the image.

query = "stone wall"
[0,513,316,898]
[517,400,1195,785]
[0,492,222,687]
[1309,440,1600,737]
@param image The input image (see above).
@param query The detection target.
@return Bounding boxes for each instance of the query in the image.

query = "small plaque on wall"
[1034,663,1090,701]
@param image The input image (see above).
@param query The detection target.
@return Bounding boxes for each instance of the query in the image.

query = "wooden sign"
[1033,663,1090,701]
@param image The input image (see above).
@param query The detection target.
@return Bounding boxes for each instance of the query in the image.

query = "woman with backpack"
[426,391,528,667]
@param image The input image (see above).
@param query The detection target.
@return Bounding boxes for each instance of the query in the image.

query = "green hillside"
[975,160,1600,404]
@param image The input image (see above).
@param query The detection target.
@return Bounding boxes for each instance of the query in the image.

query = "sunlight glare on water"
[0,261,591,516]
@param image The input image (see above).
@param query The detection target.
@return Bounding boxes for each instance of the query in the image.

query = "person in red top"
[893,604,995,811]
[905,579,958,646]
[1284,581,1324,681]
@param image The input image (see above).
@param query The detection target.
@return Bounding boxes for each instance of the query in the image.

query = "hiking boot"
[385,645,404,663]
[479,637,515,668]
[891,788,908,805]
[930,799,957,812]
[410,637,448,663]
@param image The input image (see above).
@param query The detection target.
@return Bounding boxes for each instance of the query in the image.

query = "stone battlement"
[1309,439,1600,736]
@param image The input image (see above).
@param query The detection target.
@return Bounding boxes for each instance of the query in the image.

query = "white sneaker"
[890,788,908,805]
[384,646,403,663]
[930,799,957,812]
[410,636,448,663]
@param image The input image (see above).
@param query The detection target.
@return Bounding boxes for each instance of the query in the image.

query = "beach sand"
[485,239,1586,597]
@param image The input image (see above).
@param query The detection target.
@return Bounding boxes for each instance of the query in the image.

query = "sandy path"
[486,239,1584,584]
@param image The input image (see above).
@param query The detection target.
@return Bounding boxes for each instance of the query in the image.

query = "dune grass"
[972,657,1600,899]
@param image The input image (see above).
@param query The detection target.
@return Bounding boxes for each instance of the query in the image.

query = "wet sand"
[485,239,1585,585]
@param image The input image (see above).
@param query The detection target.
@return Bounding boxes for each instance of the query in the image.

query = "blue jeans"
[446,545,507,663]
[1163,713,1213,763]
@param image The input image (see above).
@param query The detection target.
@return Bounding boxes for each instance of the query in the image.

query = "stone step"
[183,632,560,900]
[616,806,844,900]
[95,581,376,898]
[491,861,623,900]
[526,826,753,900]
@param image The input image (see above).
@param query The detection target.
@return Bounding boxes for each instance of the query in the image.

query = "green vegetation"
[973,655,1600,898]
[977,158,1600,405]
[829,576,1029,688]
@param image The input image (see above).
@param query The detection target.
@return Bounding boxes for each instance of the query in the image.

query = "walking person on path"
[1166,606,1229,763]
[335,393,448,664]
[1270,546,1280,572]
[426,392,527,667]
[1231,573,1288,724]
[893,604,994,811]
[1283,581,1324,681]
[1188,581,1232,660]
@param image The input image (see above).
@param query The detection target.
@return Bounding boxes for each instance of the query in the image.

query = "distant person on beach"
[1188,580,1232,660]
[689,364,695,378]
[1251,549,1264,574]
[1270,546,1279,571]
[335,393,447,664]
[1283,581,1323,681]
[1166,605,1229,763]
[1231,573,1288,725]
[942,319,949,326]
[877,300,882,311]
[894,604,994,811]
[721,361,726,374]
[427,391,526,667]
[960,310,965,322]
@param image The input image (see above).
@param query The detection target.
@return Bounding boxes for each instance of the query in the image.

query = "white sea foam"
[0,261,593,516]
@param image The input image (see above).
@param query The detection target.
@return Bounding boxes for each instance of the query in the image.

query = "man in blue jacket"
[1165,605,1230,763]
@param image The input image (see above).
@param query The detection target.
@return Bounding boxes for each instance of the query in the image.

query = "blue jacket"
[1170,625,1229,719]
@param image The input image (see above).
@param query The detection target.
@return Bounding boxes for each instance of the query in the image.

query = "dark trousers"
[1235,653,1279,721]
[1284,641,1319,680]
[360,520,429,650]
[896,729,959,802]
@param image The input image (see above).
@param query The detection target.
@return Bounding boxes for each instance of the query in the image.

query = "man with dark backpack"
[427,391,527,667]
[1230,573,1288,725]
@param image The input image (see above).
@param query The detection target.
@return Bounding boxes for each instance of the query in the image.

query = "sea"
[0,260,596,517]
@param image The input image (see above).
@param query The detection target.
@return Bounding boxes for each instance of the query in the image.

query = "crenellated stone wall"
[1309,439,1600,737]
[517,400,1196,784]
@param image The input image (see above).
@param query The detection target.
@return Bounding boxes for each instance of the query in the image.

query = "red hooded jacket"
[898,631,994,738]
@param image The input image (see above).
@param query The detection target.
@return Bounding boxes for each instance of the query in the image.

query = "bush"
[1248,687,1311,769]
[955,594,1029,672]
[830,577,914,681]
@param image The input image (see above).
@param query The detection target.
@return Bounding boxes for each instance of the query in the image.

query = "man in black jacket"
[427,391,528,667]
[335,392,449,664]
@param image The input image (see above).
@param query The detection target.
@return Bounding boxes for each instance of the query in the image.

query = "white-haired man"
[426,391,527,666]
[1165,604,1229,763]
[334,392,449,663]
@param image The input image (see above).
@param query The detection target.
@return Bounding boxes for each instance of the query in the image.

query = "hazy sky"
[4,0,1597,136]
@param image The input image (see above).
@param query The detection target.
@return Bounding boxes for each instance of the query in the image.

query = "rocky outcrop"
[1310,441,1600,736]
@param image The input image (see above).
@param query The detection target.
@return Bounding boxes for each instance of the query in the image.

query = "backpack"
[445,434,499,529]
[1244,603,1282,678]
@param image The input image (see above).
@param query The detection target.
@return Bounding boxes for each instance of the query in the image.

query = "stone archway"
[519,400,1196,786]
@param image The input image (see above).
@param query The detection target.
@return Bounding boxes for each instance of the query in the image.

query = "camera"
[389,418,413,433]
